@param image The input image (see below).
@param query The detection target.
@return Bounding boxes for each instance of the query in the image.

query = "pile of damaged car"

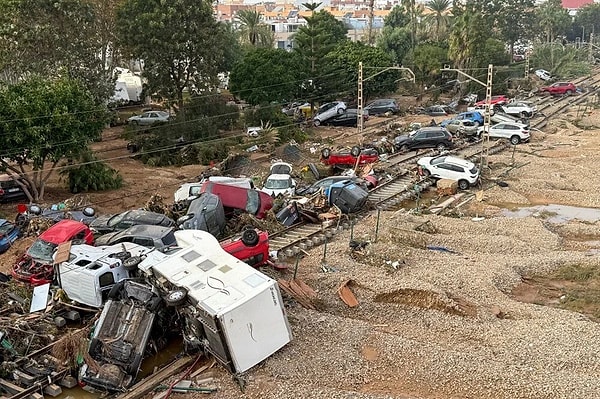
[0,153,388,394]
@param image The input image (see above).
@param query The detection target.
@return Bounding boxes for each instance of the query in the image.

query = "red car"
[12,219,94,285]
[539,82,576,96]
[474,95,508,106]
[220,227,270,268]
[200,181,273,219]
[320,146,379,168]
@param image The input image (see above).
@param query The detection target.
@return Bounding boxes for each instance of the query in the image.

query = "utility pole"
[358,62,364,134]
[524,55,529,79]
[357,64,416,135]
[441,64,493,170]
[589,32,595,62]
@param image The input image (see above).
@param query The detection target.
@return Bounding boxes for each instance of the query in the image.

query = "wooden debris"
[337,280,359,308]
[117,356,196,399]
[278,279,318,310]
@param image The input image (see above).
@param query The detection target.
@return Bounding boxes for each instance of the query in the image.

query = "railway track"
[271,72,600,261]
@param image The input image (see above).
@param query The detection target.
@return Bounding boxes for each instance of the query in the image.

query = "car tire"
[350,146,361,157]
[521,111,530,119]
[566,90,572,95]
[436,143,447,151]
[241,228,260,247]
[337,107,345,115]
[422,168,431,177]
[458,180,470,190]
[510,135,521,145]
[123,256,142,271]
[321,148,331,159]
[165,288,187,307]
[308,163,320,179]
[400,144,409,153]
[110,251,131,262]
[314,119,321,127]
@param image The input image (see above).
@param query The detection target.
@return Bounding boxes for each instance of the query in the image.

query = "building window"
[277,41,286,49]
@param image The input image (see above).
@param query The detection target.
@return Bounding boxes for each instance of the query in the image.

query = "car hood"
[394,135,410,143]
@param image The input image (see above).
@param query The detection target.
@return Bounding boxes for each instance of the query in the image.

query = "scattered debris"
[338,280,359,308]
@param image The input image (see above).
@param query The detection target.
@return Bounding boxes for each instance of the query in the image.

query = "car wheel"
[400,144,409,153]
[321,148,331,159]
[313,119,321,127]
[350,146,361,157]
[521,111,529,118]
[123,256,142,271]
[436,143,447,151]
[127,353,143,375]
[510,135,521,145]
[337,107,345,115]
[566,90,572,95]
[241,228,260,247]
[458,180,470,190]
[110,251,131,262]
[421,168,431,177]
[165,288,187,307]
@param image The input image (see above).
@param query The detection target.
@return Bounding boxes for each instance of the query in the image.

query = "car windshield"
[431,156,447,165]
[265,178,291,189]
[107,212,126,227]
[27,239,58,263]
[0,222,14,236]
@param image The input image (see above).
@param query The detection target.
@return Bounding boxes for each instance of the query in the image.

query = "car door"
[410,131,428,149]
[434,163,465,180]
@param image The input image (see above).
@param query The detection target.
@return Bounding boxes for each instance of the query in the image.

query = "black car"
[0,174,27,203]
[394,127,454,152]
[321,109,365,127]
[90,210,175,235]
[364,99,399,116]
[177,192,226,238]
[95,225,177,252]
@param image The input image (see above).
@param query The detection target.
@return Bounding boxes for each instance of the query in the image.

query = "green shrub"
[60,151,123,193]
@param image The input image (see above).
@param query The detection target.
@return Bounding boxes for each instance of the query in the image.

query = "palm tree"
[425,0,451,41]
[236,9,273,47]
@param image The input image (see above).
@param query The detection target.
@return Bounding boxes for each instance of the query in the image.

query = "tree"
[236,9,274,48]
[230,48,306,105]
[425,0,452,41]
[117,0,232,113]
[402,44,448,88]
[0,0,114,102]
[401,0,424,49]
[323,41,399,101]
[491,0,535,58]
[0,77,106,201]
[536,0,571,43]
[377,6,412,64]
[293,10,348,73]
[574,3,600,42]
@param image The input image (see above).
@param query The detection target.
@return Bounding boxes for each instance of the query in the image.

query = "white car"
[247,126,262,137]
[535,69,552,81]
[486,122,530,145]
[261,162,296,197]
[127,110,170,126]
[313,101,347,126]
[417,155,479,190]
[501,101,536,118]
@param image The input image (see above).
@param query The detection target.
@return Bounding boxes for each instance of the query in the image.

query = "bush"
[60,151,123,193]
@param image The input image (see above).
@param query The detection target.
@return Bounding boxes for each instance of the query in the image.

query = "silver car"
[127,110,170,126]
[313,101,347,126]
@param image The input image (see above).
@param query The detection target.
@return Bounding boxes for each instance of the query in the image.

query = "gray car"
[95,225,177,252]
[127,111,170,126]
[364,99,399,116]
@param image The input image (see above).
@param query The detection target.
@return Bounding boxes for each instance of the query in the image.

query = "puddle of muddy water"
[54,337,184,399]
[501,204,600,223]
